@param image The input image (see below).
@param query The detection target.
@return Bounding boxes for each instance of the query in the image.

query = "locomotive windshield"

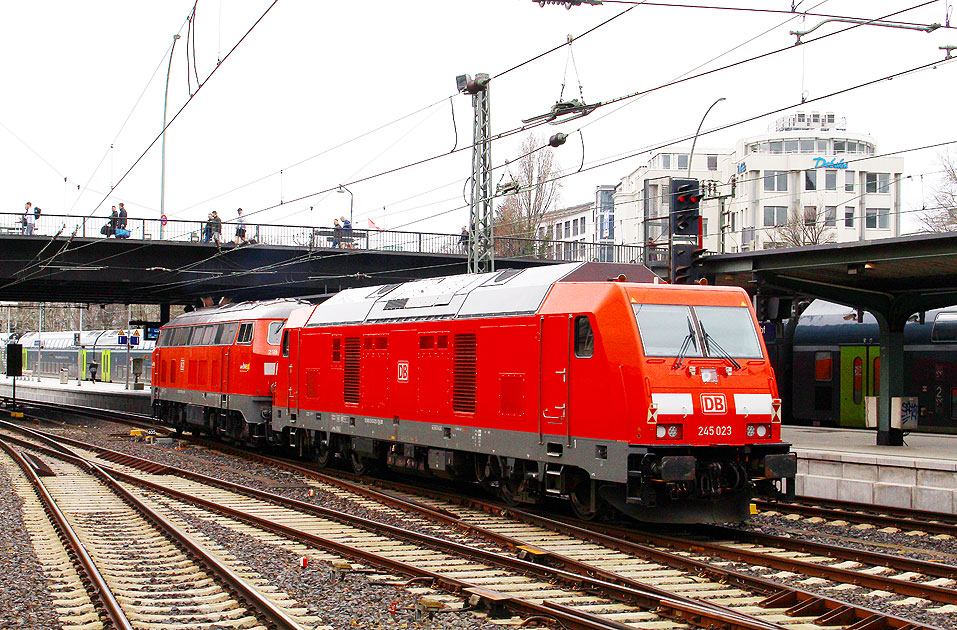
[633,304,763,359]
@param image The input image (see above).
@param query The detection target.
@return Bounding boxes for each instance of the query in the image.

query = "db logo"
[701,393,727,414]
[396,361,409,383]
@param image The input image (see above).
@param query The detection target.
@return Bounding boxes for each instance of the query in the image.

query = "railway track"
[753,498,957,538]
[0,419,797,630]
[0,432,320,629]
[3,412,949,630]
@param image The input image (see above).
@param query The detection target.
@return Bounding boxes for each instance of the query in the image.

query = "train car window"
[267,321,285,345]
[171,326,191,346]
[633,304,702,358]
[216,323,238,345]
[574,316,594,358]
[814,352,833,381]
[157,328,170,347]
[281,331,290,357]
[189,326,206,346]
[872,357,880,395]
[201,325,217,345]
[931,312,957,342]
[236,322,254,345]
[694,306,764,359]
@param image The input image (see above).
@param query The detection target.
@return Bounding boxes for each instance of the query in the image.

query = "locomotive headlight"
[656,424,681,439]
[667,424,679,438]
[747,423,770,438]
[656,425,667,439]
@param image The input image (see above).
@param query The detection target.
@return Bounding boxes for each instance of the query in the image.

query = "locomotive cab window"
[236,322,254,345]
[574,316,594,358]
[633,304,762,359]
[633,304,702,358]
[267,321,285,345]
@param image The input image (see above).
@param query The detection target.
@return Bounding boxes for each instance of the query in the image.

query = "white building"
[726,112,904,251]
[540,185,625,262]
[613,112,905,258]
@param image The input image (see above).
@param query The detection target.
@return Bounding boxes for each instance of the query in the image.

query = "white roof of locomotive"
[306,263,585,326]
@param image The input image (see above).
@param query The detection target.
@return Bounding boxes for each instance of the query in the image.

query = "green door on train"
[839,345,880,427]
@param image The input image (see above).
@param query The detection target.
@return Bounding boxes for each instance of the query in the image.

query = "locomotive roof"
[305,262,642,326]
[165,298,308,326]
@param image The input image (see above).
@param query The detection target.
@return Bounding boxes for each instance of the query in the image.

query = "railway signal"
[671,243,706,284]
[670,178,701,236]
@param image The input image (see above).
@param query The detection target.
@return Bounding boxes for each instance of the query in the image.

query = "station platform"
[0,374,151,416]
[783,425,957,515]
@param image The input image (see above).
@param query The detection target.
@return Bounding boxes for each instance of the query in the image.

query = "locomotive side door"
[285,329,300,420]
[839,344,880,427]
[539,315,571,441]
[220,346,230,412]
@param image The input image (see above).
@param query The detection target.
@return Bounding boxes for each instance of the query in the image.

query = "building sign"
[812,157,848,169]
[736,162,747,174]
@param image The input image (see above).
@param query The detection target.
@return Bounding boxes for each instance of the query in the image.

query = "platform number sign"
[397,361,409,383]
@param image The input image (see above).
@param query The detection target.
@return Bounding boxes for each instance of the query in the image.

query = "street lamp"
[337,185,354,225]
[687,97,726,178]
[160,33,181,240]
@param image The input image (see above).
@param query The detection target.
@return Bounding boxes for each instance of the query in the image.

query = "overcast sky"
[1,1,953,237]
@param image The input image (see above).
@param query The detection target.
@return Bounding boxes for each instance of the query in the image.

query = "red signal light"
[678,195,688,202]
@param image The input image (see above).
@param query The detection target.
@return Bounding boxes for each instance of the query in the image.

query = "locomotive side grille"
[452,333,476,413]
[343,337,361,403]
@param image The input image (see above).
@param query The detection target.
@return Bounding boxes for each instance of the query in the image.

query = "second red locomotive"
[153,263,795,523]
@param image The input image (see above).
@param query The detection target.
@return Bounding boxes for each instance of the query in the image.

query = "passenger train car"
[153,263,796,523]
[788,306,957,432]
[2,329,154,383]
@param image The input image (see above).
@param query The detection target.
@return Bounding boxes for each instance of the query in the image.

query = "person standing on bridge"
[22,202,34,235]
[234,207,246,244]
[118,203,128,230]
[211,210,222,245]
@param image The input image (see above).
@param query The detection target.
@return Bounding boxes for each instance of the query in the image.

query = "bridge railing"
[0,212,647,264]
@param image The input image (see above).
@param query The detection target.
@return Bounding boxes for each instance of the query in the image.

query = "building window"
[785,140,799,153]
[845,171,855,192]
[702,217,708,236]
[707,154,718,170]
[826,113,835,124]
[834,140,846,153]
[825,206,837,227]
[764,170,788,192]
[805,170,817,191]
[800,139,814,153]
[845,206,855,227]
[742,226,755,246]
[866,173,890,193]
[554,224,561,240]
[769,141,783,154]
[825,169,837,190]
[803,206,817,226]
[564,221,570,238]
[661,154,671,169]
[865,208,889,229]
[811,112,820,123]
[572,219,579,236]
[677,154,689,170]
[816,140,828,153]
[763,206,788,227]
[580,217,586,235]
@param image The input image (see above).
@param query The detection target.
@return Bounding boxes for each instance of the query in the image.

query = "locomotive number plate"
[698,425,732,436]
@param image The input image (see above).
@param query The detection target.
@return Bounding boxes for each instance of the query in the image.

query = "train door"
[220,346,230,413]
[839,345,880,427]
[540,315,570,440]
[285,329,299,420]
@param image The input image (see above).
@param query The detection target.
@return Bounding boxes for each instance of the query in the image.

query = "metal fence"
[0,212,646,264]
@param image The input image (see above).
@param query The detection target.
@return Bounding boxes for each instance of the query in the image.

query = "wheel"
[500,475,523,507]
[315,439,333,469]
[568,473,605,521]
[475,456,497,494]
[349,451,369,475]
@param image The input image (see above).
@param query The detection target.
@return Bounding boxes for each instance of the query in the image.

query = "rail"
[0,211,647,264]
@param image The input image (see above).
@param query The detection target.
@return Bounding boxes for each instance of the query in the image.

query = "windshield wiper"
[672,316,698,370]
[700,322,742,370]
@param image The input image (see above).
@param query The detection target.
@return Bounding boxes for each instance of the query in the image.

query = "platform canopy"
[701,231,957,446]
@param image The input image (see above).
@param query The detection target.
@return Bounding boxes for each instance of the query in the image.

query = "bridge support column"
[160,303,171,326]
[875,313,905,446]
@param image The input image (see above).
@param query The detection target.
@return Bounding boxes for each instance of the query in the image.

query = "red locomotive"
[153,263,795,523]
[151,299,305,445]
